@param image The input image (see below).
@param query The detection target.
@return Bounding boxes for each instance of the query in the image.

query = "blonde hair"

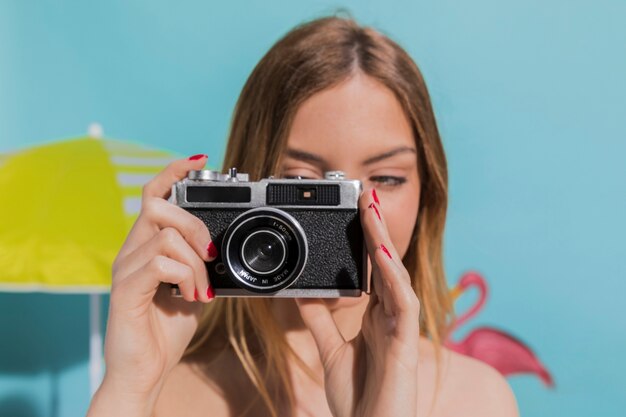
[183,14,454,416]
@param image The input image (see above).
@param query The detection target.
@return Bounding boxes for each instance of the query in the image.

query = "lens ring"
[240,229,287,275]
[222,207,308,293]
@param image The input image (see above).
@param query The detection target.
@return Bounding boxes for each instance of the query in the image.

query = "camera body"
[168,168,369,297]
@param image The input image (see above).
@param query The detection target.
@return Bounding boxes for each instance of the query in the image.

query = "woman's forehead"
[285,75,415,164]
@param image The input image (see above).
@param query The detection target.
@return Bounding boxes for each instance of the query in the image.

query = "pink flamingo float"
[445,271,554,387]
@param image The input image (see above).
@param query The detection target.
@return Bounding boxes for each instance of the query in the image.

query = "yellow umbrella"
[0,124,201,395]
[0,125,183,292]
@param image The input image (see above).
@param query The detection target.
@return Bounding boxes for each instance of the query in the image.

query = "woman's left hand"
[296,188,420,417]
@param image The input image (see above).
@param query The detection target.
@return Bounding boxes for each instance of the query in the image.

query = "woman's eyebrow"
[361,146,417,165]
[284,148,326,165]
[285,146,416,166]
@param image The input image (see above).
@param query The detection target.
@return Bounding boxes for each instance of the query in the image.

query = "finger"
[118,197,215,263]
[111,255,197,311]
[115,155,211,261]
[374,267,394,317]
[358,187,402,268]
[374,245,421,335]
[144,198,216,261]
[142,154,208,201]
[359,187,405,313]
[369,258,392,315]
[295,299,345,366]
[115,227,214,303]
[359,189,385,295]
[359,187,388,229]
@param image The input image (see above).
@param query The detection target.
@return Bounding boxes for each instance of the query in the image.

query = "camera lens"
[241,229,287,275]
[222,207,308,293]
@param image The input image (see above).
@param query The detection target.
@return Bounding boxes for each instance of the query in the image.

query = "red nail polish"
[194,289,199,301]
[188,154,207,161]
[206,286,215,299]
[372,188,380,205]
[368,202,381,221]
[380,243,392,259]
[207,241,218,259]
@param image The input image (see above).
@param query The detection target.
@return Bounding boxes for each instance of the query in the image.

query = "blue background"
[1,0,625,416]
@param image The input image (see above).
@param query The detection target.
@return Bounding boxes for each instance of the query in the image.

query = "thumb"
[295,298,345,365]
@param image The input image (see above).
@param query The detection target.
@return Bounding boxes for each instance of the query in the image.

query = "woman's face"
[279,72,421,308]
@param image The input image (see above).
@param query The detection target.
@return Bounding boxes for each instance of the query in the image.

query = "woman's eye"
[370,176,406,186]
[282,175,314,180]
[281,173,324,180]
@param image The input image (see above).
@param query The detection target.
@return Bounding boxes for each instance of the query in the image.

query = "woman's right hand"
[99,154,216,400]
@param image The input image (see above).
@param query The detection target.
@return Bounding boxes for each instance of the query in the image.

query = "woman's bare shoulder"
[418,337,519,417]
[154,338,518,417]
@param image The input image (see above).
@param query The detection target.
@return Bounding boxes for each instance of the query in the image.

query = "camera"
[167,168,369,297]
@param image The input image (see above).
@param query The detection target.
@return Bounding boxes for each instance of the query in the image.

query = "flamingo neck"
[451,278,487,332]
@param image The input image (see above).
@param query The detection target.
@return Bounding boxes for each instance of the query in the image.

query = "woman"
[88,16,519,417]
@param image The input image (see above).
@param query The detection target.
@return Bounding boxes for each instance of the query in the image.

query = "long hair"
[183,15,454,416]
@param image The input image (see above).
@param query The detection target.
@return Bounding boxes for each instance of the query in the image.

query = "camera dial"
[187,168,250,182]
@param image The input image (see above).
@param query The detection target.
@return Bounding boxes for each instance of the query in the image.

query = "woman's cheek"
[382,195,419,260]
[389,215,411,258]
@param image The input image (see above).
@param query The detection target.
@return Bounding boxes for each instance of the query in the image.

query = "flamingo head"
[450,271,488,300]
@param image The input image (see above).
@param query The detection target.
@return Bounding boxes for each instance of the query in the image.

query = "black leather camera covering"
[187,207,364,293]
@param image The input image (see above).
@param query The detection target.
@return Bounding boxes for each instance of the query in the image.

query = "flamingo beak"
[450,285,463,301]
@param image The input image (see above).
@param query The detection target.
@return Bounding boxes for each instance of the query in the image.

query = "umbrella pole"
[89,293,104,397]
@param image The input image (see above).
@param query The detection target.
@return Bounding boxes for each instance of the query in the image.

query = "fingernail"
[207,241,218,259]
[188,154,208,161]
[380,243,392,259]
[368,202,381,221]
[206,286,215,299]
[372,188,380,205]
[194,289,199,301]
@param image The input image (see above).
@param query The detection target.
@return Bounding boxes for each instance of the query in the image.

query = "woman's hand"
[100,155,216,400]
[296,188,420,417]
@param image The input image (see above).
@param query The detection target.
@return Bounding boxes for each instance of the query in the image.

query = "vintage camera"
[168,168,369,297]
